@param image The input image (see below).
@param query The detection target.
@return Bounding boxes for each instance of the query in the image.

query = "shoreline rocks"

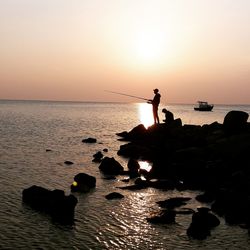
[116,110,250,231]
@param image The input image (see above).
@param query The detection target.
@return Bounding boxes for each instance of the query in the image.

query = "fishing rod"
[104,90,149,101]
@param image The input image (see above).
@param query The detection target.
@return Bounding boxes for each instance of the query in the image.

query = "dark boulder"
[117,143,152,159]
[196,191,216,203]
[22,185,77,224]
[223,110,249,134]
[211,190,250,225]
[92,151,103,163]
[71,173,96,192]
[105,192,124,200]
[146,209,176,224]
[156,197,192,209]
[82,137,97,143]
[99,157,124,175]
[127,158,140,178]
[187,207,220,240]
[64,160,74,165]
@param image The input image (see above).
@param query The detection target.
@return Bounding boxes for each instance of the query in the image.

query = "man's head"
[153,88,159,93]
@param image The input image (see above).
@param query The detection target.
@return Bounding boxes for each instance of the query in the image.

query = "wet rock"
[82,137,97,143]
[64,160,74,165]
[156,197,192,209]
[92,151,103,163]
[22,185,77,224]
[196,191,216,203]
[127,158,140,178]
[146,209,176,224]
[149,179,176,190]
[71,173,96,192]
[105,192,124,200]
[117,143,152,159]
[99,157,124,175]
[118,177,149,190]
[187,207,220,240]
[211,190,250,225]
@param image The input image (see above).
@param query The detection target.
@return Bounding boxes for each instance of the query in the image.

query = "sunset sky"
[0,0,249,104]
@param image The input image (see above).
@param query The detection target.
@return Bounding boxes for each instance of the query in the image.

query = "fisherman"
[148,89,161,124]
[162,108,174,123]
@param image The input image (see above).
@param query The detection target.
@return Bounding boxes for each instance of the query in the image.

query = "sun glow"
[134,30,166,62]
[124,28,171,70]
[138,103,154,128]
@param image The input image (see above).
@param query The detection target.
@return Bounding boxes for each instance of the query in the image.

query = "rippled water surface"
[0,100,250,249]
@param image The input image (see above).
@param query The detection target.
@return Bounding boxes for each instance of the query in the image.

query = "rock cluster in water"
[22,110,250,238]
[115,110,250,238]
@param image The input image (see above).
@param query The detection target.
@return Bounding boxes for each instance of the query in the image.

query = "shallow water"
[0,100,250,249]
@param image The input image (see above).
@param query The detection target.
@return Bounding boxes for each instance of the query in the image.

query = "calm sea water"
[0,100,250,250]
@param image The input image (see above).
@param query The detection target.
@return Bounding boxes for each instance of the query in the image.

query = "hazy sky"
[0,0,250,104]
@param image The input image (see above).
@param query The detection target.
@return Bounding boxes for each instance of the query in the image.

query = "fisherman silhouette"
[148,89,161,124]
[162,108,174,123]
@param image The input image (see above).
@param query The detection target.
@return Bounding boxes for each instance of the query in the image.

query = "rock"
[156,197,192,209]
[187,207,220,240]
[223,110,249,134]
[99,157,124,175]
[127,158,140,172]
[103,148,108,152]
[93,151,103,159]
[149,179,176,190]
[71,173,96,192]
[127,158,140,178]
[117,124,147,141]
[64,161,74,165]
[211,190,250,225]
[92,151,103,163]
[22,185,77,224]
[196,191,216,203]
[105,192,124,200]
[146,209,176,224]
[117,143,152,159]
[82,137,97,143]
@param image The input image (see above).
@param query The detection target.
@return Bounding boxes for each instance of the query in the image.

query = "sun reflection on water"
[138,103,154,128]
[138,161,152,172]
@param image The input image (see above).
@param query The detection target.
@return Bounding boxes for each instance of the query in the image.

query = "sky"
[0,0,250,104]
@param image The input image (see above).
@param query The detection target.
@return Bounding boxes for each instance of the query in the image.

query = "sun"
[133,30,166,63]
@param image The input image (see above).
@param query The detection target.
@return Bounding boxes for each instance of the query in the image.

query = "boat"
[194,101,213,111]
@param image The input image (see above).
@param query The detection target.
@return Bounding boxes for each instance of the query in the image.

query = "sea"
[0,99,250,250]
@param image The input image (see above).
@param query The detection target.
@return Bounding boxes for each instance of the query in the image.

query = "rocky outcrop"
[22,185,77,224]
[116,110,250,231]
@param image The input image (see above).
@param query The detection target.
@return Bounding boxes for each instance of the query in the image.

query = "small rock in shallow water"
[64,161,74,165]
[82,137,97,143]
[105,192,124,200]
